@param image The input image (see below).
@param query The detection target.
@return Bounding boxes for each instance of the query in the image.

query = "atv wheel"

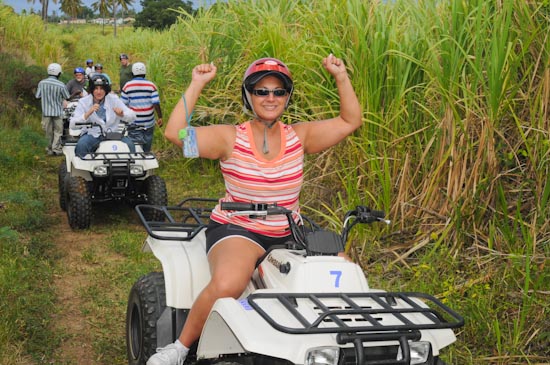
[58,161,68,211]
[127,272,166,365]
[66,176,92,229]
[143,175,168,221]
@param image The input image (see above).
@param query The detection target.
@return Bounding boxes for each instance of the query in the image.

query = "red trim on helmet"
[244,58,292,80]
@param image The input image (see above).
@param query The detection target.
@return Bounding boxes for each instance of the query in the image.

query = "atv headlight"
[129,165,144,177]
[397,341,430,365]
[305,346,339,365]
[93,165,108,177]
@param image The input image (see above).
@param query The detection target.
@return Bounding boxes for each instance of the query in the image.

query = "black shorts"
[205,221,292,253]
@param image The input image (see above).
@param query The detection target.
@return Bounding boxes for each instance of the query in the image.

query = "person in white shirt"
[70,74,136,158]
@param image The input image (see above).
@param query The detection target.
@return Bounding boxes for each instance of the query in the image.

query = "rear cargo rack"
[135,198,217,241]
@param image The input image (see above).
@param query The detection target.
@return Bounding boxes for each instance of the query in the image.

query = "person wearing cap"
[147,54,361,365]
[35,63,71,156]
[66,67,88,101]
[120,62,162,152]
[119,53,133,92]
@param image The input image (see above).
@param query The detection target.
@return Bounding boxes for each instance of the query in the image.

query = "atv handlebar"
[136,199,389,254]
[346,206,390,225]
[220,202,388,254]
[220,202,292,217]
[72,120,144,140]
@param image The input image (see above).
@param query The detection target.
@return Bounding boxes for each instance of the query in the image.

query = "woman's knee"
[209,275,248,298]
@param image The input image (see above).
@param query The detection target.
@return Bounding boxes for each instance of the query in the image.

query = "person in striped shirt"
[35,63,70,156]
[147,55,362,365]
[121,62,162,152]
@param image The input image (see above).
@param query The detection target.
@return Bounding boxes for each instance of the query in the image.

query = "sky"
[2,0,141,14]
[1,0,212,15]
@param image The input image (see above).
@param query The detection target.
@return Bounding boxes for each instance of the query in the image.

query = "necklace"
[261,120,278,154]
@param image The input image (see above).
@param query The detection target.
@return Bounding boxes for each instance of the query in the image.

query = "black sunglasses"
[251,88,288,97]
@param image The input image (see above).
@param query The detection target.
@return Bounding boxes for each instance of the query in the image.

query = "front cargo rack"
[246,291,464,334]
[246,291,464,364]
[81,151,158,162]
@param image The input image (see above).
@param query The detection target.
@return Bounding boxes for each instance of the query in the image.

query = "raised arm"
[165,63,217,146]
[293,54,362,154]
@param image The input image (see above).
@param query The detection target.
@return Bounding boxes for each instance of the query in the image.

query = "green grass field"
[1,1,549,364]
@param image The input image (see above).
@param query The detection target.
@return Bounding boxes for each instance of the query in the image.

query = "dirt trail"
[50,209,106,364]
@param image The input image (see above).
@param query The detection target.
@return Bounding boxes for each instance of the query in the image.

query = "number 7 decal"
[330,270,342,288]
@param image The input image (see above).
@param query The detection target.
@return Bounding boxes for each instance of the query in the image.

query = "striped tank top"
[210,121,304,237]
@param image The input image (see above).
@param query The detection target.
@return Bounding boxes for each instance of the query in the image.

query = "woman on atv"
[70,74,136,158]
[148,54,362,365]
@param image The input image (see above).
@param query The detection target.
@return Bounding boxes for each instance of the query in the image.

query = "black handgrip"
[355,206,386,223]
[220,202,256,211]
[371,210,385,218]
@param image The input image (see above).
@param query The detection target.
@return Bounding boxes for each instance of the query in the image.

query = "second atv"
[58,120,167,229]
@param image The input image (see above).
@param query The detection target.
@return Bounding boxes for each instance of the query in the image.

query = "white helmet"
[47,63,62,76]
[132,62,146,76]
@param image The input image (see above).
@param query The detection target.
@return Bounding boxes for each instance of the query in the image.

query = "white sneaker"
[147,343,187,365]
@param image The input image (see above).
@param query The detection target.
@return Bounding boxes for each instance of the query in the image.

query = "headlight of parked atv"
[93,165,108,177]
[305,346,339,365]
[129,165,144,177]
[397,341,430,364]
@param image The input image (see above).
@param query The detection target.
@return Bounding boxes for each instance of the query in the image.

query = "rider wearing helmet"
[120,61,163,152]
[148,55,362,365]
[119,52,133,92]
[90,63,112,85]
[242,57,294,114]
[85,59,95,78]
[35,63,70,155]
[70,74,137,158]
[66,67,88,101]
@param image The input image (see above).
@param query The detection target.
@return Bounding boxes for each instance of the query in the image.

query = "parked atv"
[58,121,167,229]
[127,198,464,365]
[62,100,79,139]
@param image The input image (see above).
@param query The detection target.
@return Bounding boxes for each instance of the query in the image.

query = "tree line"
[23,0,194,30]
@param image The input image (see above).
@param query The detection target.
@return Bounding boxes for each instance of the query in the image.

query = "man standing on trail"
[119,53,133,93]
[121,62,163,152]
[35,63,70,156]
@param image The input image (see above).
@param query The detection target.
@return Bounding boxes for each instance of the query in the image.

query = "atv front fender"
[143,230,210,308]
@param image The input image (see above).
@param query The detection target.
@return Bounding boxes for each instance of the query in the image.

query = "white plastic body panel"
[63,140,158,181]
[143,230,210,309]
[253,249,370,293]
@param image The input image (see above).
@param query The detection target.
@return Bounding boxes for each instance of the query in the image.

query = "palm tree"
[111,0,134,37]
[60,0,83,23]
[27,0,59,22]
[92,0,111,35]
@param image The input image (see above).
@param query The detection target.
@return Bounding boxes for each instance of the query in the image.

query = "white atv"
[58,121,167,229]
[62,100,79,139]
[126,198,464,365]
